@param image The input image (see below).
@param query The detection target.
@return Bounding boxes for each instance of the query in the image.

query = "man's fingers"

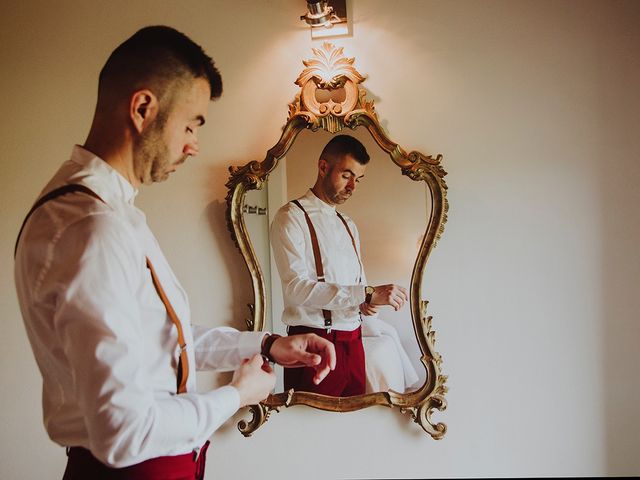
[313,364,332,385]
[306,335,337,370]
[295,351,321,367]
[390,286,408,310]
[231,354,277,406]
[388,294,401,311]
[249,353,264,367]
[372,284,408,309]
[261,359,274,372]
[393,286,408,305]
[323,343,337,370]
[311,341,336,371]
[361,302,380,316]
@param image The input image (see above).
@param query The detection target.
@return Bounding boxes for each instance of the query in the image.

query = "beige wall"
[1,1,639,478]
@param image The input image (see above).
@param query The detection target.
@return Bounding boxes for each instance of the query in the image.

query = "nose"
[346,178,356,192]
[183,139,199,157]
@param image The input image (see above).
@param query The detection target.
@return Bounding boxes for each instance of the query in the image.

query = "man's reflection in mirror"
[270,135,409,396]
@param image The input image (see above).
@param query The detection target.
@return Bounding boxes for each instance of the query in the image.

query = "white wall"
[1,1,638,478]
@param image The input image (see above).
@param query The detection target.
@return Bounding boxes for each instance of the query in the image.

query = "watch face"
[366,286,374,295]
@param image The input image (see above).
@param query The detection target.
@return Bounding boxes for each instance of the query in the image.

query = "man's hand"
[371,284,409,311]
[359,302,380,316]
[230,354,276,407]
[268,334,337,385]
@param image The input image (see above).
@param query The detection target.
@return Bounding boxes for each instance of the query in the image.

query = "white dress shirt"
[14,146,265,468]
[270,189,367,331]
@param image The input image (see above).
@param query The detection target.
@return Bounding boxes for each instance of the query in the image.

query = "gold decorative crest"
[287,42,374,133]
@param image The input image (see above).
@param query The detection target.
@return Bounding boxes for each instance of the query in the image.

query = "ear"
[318,158,329,178]
[130,89,159,133]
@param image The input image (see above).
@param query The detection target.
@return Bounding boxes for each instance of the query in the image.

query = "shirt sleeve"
[191,325,266,371]
[49,212,242,468]
[270,206,366,310]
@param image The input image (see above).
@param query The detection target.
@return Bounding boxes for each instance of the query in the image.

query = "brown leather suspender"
[292,200,332,328]
[145,258,189,394]
[291,200,363,330]
[335,210,363,279]
[14,184,103,257]
[15,184,189,394]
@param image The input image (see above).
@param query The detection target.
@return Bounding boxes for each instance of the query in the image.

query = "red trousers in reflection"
[284,325,366,397]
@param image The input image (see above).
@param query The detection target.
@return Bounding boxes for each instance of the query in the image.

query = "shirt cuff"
[203,385,241,422]
[238,331,269,359]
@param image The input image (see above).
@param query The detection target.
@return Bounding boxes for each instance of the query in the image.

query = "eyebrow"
[343,169,365,179]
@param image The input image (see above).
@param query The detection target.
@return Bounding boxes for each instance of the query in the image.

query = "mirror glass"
[243,126,431,396]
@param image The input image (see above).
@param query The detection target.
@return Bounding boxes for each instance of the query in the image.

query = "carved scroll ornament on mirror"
[225,43,449,438]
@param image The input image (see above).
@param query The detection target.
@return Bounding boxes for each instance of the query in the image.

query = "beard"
[133,117,177,185]
[322,175,351,204]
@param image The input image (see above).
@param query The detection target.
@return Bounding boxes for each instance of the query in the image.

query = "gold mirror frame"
[225,43,449,438]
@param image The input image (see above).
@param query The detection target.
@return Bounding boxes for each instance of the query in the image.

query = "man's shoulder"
[273,199,306,221]
[270,200,309,242]
[15,199,140,294]
[21,195,134,257]
[38,188,116,224]
[67,207,133,238]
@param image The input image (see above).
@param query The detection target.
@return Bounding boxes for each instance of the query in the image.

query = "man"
[14,26,335,479]
[270,134,409,397]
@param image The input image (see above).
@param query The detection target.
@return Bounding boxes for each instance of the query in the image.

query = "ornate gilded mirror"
[225,43,449,438]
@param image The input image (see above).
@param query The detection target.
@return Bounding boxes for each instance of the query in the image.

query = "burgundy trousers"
[62,441,210,480]
[284,325,366,397]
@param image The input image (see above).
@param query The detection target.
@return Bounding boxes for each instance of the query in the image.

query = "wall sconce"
[300,0,350,39]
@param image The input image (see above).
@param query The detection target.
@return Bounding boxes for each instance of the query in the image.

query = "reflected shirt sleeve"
[270,205,366,311]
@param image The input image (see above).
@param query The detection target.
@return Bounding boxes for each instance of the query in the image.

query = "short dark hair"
[320,135,370,165]
[98,25,222,109]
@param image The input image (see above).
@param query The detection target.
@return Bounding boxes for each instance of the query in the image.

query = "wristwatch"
[261,333,281,363]
[364,285,375,304]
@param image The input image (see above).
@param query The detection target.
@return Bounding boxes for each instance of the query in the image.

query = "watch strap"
[261,333,282,363]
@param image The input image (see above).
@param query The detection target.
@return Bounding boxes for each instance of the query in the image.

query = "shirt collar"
[304,188,336,213]
[69,145,139,205]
